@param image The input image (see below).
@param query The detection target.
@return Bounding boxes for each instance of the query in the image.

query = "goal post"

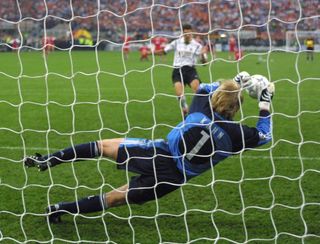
[286,30,320,51]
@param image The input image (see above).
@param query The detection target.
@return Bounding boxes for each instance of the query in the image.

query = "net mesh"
[0,0,319,243]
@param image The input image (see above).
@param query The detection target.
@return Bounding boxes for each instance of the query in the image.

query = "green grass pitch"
[0,50,319,243]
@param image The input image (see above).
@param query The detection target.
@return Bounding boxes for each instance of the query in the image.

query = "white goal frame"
[286,30,320,51]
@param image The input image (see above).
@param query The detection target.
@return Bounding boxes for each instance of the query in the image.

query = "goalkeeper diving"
[24,71,275,224]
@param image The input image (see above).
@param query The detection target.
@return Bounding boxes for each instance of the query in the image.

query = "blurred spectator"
[0,0,319,47]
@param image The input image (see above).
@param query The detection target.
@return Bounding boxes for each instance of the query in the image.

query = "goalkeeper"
[24,72,274,224]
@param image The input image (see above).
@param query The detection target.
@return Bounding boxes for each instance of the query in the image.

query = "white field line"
[1,146,320,161]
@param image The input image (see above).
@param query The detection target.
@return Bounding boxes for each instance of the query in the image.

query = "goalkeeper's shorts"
[116,138,186,204]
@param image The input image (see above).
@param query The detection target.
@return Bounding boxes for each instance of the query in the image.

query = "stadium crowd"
[0,0,319,47]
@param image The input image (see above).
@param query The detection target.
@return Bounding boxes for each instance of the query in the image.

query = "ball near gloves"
[234,72,275,111]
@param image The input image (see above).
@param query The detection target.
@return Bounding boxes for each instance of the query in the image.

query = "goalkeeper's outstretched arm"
[233,71,274,146]
[256,83,275,146]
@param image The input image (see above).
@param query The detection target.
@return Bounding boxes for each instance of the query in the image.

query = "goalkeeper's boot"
[46,204,63,224]
[24,153,50,171]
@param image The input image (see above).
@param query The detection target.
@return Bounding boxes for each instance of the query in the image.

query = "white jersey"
[164,37,202,68]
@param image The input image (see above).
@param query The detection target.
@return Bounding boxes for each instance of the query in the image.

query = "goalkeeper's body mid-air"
[24,72,275,224]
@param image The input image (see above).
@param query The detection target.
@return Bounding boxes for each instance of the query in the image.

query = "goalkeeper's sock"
[43,141,100,167]
[55,195,108,214]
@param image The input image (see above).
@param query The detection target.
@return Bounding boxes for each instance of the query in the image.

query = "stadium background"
[0,0,319,243]
[1,0,319,51]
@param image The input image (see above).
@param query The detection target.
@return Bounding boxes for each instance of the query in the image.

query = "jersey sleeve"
[217,110,272,151]
[238,110,272,149]
[256,110,272,146]
[197,82,220,94]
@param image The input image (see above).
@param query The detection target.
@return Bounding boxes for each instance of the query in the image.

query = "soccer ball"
[234,71,251,85]
[245,75,270,99]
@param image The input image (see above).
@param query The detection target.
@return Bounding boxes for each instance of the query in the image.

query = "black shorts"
[172,66,200,86]
[116,138,186,204]
[307,47,314,51]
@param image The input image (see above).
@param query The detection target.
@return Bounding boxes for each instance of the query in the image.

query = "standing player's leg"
[187,66,201,94]
[174,81,188,116]
[123,47,129,60]
[190,78,200,93]
[172,68,188,116]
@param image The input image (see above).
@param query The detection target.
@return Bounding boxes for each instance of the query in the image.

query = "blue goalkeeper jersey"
[167,82,272,176]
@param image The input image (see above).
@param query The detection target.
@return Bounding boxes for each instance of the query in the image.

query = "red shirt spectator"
[139,45,150,61]
[152,36,167,53]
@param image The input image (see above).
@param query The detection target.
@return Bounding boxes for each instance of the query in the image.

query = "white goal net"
[0,0,319,243]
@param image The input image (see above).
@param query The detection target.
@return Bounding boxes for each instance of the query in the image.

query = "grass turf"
[0,50,319,243]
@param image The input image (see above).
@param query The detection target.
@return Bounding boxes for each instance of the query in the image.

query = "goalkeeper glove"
[258,83,275,111]
[233,71,251,88]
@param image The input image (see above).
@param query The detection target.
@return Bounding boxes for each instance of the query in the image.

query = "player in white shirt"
[164,24,207,116]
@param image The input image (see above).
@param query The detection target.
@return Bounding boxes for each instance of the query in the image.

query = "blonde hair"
[211,80,243,120]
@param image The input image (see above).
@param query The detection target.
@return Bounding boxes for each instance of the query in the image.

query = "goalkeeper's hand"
[233,71,251,87]
[258,83,275,111]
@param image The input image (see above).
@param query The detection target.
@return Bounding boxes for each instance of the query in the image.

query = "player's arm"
[197,82,220,94]
[199,46,208,64]
[194,43,207,64]
[255,84,275,146]
[163,40,176,54]
[237,81,274,149]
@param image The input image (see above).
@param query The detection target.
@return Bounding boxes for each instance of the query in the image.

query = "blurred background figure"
[139,44,150,61]
[305,36,315,61]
